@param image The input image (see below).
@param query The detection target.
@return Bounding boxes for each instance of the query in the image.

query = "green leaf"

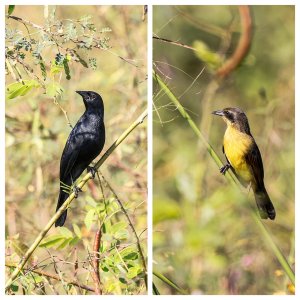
[119,246,138,259]
[45,82,63,98]
[57,237,73,249]
[84,209,95,230]
[10,284,19,292]
[6,80,40,99]
[32,274,43,283]
[193,40,223,70]
[72,223,82,238]
[8,5,15,15]
[127,265,142,279]
[111,221,127,234]
[50,60,64,75]
[69,236,80,246]
[39,60,47,81]
[123,252,138,260]
[118,277,127,284]
[114,229,129,240]
[39,235,64,248]
[59,227,73,239]
[63,58,71,80]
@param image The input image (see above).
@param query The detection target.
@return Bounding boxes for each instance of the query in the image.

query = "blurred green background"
[153,5,294,295]
[6,5,147,295]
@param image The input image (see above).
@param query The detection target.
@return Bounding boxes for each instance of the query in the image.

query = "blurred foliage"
[5,5,111,99]
[5,5,147,295]
[153,5,294,295]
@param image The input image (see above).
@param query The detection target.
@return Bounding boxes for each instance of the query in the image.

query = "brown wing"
[245,140,265,190]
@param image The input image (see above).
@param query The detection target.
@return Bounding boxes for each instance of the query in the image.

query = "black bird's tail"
[254,186,276,220]
[55,190,68,227]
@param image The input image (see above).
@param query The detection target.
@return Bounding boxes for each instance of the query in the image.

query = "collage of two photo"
[4,4,295,296]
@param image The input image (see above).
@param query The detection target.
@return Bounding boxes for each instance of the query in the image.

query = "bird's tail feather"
[55,190,68,227]
[254,187,276,220]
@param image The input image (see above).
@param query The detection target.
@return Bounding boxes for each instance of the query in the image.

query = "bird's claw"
[73,186,82,198]
[220,164,231,175]
[87,166,97,179]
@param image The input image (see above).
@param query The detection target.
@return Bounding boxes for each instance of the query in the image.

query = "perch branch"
[5,109,148,291]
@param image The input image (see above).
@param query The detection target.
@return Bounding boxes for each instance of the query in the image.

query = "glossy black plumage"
[55,91,105,227]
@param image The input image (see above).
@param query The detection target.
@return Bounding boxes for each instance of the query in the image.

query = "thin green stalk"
[153,271,187,295]
[153,71,295,286]
[5,109,148,291]
[153,70,239,188]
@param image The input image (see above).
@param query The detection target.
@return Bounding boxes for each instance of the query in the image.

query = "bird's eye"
[224,111,234,121]
[88,93,95,100]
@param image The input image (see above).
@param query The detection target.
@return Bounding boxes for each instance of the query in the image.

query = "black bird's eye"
[88,92,95,100]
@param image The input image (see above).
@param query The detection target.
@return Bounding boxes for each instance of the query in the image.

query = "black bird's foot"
[220,164,231,175]
[73,185,82,198]
[87,165,98,179]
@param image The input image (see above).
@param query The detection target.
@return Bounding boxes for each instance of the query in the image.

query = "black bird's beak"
[76,91,86,97]
[212,110,225,117]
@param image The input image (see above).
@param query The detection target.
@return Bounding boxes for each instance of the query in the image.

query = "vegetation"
[5,5,147,295]
[153,5,295,295]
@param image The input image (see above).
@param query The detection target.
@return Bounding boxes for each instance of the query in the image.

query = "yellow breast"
[223,126,253,183]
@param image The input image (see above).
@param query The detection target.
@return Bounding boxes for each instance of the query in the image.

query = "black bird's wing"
[60,131,81,183]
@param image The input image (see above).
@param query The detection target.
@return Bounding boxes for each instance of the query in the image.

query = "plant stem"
[154,71,295,286]
[5,109,147,291]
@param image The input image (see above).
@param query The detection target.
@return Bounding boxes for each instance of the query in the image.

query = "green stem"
[5,109,147,291]
[153,71,295,286]
[153,271,187,295]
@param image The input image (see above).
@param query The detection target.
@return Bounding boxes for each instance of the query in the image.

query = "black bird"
[55,91,105,227]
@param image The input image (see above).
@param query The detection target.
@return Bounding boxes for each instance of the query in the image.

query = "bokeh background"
[5,5,147,295]
[153,5,294,295]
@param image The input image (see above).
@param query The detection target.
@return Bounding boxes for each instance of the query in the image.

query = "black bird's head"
[212,107,251,134]
[76,90,104,114]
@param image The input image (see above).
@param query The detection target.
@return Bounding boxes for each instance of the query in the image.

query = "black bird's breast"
[60,111,105,182]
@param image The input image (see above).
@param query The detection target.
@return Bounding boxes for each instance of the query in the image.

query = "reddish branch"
[216,6,252,78]
[91,229,102,295]
[5,263,95,292]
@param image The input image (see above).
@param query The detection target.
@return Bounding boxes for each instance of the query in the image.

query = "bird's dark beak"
[76,91,86,97]
[212,110,225,117]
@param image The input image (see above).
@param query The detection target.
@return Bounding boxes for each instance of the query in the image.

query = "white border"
[1,0,298,299]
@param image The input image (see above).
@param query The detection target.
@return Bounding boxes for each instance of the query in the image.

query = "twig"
[53,98,73,129]
[5,109,148,291]
[91,229,102,295]
[153,36,196,51]
[216,6,252,78]
[154,71,295,286]
[5,262,95,292]
[101,174,148,289]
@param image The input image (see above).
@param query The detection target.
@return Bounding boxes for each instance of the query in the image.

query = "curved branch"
[5,109,148,291]
[216,5,252,78]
